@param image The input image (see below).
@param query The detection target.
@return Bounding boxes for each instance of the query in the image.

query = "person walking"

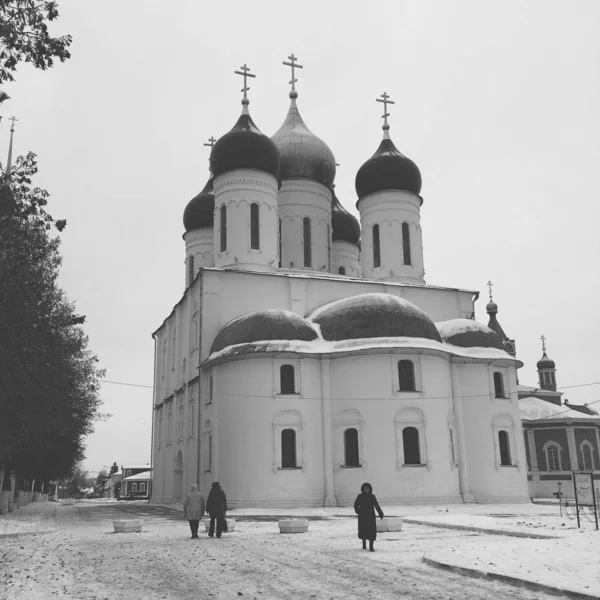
[183,484,205,539]
[354,482,384,552]
[206,481,227,538]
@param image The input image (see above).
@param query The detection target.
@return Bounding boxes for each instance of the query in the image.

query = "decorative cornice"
[214,176,278,194]
[186,233,213,244]
[278,184,332,203]
[359,193,421,212]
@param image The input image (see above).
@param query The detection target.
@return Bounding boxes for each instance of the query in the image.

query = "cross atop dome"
[203,136,216,148]
[283,53,303,99]
[376,92,395,133]
[487,280,494,302]
[540,334,547,353]
[234,63,256,109]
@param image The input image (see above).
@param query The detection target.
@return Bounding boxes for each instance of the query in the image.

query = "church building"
[150,57,530,507]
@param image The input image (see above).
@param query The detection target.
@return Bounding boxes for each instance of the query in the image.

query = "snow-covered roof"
[123,465,152,470]
[122,471,153,481]
[520,396,600,422]
[436,318,503,350]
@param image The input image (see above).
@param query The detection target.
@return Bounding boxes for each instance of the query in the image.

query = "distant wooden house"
[121,466,152,500]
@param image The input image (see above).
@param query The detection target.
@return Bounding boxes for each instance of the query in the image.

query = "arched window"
[303,217,312,267]
[373,224,381,268]
[250,203,259,249]
[398,360,416,391]
[188,255,195,285]
[545,443,561,471]
[402,427,421,465]
[281,429,297,468]
[280,365,296,395]
[493,372,506,398]
[207,373,213,405]
[278,218,282,268]
[581,441,595,471]
[338,266,346,275]
[498,430,512,466]
[402,222,411,265]
[344,428,360,467]
[220,205,227,252]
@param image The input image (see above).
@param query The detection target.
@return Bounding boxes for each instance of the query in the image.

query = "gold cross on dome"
[283,53,303,92]
[540,334,547,353]
[234,64,256,101]
[203,136,216,148]
[376,92,395,128]
[487,280,494,301]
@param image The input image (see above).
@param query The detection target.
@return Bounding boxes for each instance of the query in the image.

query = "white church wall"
[213,168,279,272]
[459,364,530,502]
[329,353,461,505]
[184,228,214,284]
[331,241,361,278]
[208,357,325,507]
[278,180,332,272]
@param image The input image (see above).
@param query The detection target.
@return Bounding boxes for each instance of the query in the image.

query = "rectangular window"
[344,428,360,467]
[132,483,137,492]
[207,373,213,404]
[402,427,421,465]
[208,434,213,471]
[220,205,227,252]
[373,224,381,268]
[402,222,411,265]
[281,429,297,468]
[303,217,312,267]
[280,365,296,394]
[250,203,260,249]
[188,400,195,436]
[140,483,146,492]
[498,430,512,466]
[398,360,416,391]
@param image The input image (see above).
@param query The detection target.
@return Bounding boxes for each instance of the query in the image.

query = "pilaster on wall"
[566,427,579,470]
[358,190,425,284]
[213,169,279,272]
[278,179,332,272]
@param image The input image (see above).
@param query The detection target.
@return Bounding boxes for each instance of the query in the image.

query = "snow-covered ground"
[1,500,596,599]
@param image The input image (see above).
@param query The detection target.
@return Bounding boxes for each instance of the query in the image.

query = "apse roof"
[437,319,504,350]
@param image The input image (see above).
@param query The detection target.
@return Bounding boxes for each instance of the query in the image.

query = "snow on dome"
[210,309,318,354]
[308,293,441,343]
[436,319,504,350]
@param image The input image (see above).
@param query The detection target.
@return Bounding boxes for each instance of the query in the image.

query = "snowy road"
[1,502,558,600]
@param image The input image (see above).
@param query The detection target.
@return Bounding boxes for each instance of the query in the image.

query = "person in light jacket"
[183,484,205,539]
[206,481,227,538]
[354,482,384,552]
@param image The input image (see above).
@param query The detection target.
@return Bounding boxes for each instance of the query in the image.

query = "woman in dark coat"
[206,481,227,538]
[354,482,384,551]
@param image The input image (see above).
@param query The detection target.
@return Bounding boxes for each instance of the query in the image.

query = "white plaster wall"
[358,190,425,284]
[278,179,332,272]
[459,363,530,502]
[332,241,361,277]
[208,357,325,507]
[329,353,461,505]
[184,228,214,286]
[213,169,279,272]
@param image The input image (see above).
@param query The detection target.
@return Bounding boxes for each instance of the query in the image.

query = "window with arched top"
[398,360,416,391]
[344,428,360,467]
[403,427,421,465]
[280,364,296,395]
[278,218,282,268]
[303,217,312,267]
[544,442,561,471]
[250,203,259,249]
[581,441,595,471]
[281,429,297,468]
[373,224,381,268]
[188,255,195,285]
[498,430,512,466]
[338,266,346,275]
[220,205,227,252]
[493,372,506,398]
[402,222,411,265]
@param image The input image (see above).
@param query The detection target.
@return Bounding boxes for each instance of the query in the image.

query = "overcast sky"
[2,0,599,476]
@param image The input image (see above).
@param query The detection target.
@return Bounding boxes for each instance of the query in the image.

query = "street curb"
[402,518,558,539]
[423,556,598,600]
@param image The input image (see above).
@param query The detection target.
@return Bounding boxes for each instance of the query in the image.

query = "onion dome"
[210,309,318,354]
[355,131,422,199]
[183,179,214,232]
[271,93,336,187]
[436,319,504,350]
[210,106,280,179]
[537,352,555,370]
[309,293,441,343]
[332,190,360,245]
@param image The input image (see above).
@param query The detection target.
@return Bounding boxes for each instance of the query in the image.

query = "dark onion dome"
[436,319,504,350]
[210,109,280,179]
[309,293,441,343]
[210,309,318,355]
[271,95,336,187]
[331,191,360,246]
[183,179,214,232]
[537,352,556,370]
[355,133,422,200]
